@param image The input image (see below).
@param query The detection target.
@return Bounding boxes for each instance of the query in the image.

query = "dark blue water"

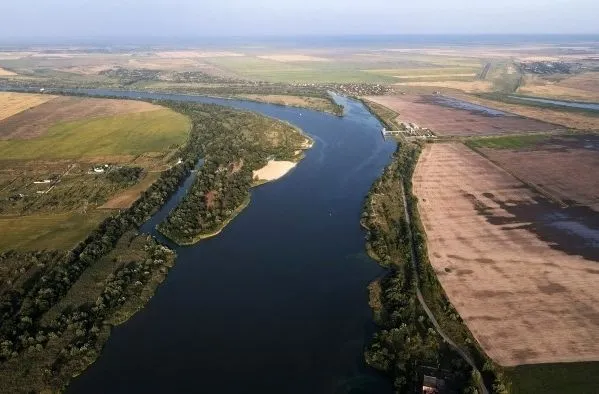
[53,90,397,393]
[508,95,599,111]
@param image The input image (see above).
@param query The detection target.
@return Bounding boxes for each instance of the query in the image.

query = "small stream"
[9,88,398,393]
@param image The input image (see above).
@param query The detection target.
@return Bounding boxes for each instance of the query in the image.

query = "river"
[31,89,396,393]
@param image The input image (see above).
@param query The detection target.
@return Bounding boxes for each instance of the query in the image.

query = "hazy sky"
[1,0,598,39]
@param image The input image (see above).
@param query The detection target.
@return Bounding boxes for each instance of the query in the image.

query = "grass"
[204,56,397,83]
[505,362,599,394]
[0,109,190,160]
[361,98,400,130]
[466,134,550,149]
[234,94,342,115]
[0,210,112,251]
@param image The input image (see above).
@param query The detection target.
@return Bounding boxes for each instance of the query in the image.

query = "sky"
[1,0,598,40]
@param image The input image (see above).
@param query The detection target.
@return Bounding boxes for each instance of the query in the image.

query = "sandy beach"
[253,160,297,182]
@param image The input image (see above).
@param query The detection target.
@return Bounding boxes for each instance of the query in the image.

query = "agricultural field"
[0,92,56,121]
[202,55,398,83]
[518,72,599,102]
[0,67,17,76]
[364,94,562,136]
[412,142,599,366]
[0,93,190,251]
[469,134,599,211]
[461,94,599,131]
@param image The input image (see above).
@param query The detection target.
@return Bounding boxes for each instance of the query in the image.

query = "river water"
[41,89,397,393]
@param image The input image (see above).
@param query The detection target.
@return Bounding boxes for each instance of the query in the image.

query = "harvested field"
[460,94,599,131]
[0,95,161,139]
[257,54,330,62]
[474,134,599,211]
[155,50,243,58]
[394,80,494,93]
[364,95,562,136]
[0,92,56,121]
[413,142,599,366]
[519,73,599,102]
[0,67,17,76]
[99,172,161,209]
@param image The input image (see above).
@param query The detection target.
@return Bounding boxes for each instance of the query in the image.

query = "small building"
[422,375,445,394]
[33,179,51,184]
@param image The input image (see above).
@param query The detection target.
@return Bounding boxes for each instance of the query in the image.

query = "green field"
[506,362,599,394]
[0,109,190,160]
[204,56,398,83]
[466,134,550,149]
[0,211,111,251]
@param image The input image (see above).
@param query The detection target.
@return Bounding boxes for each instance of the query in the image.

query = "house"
[422,375,445,394]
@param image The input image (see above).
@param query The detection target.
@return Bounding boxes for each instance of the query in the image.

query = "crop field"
[0,109,189,160]
[518,72,599,102]
[461,94,599,131]
[471,134,599,211]
[0,210,111,251]
[0,94,190,251]
[203,56,397,83]
[412,142,599,366]
[0,96,164,139]
[0,92,57,121]
[364,95,562,136]
[0,67,17,76]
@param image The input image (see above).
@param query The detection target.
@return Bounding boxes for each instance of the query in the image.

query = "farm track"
[399,180,489,394]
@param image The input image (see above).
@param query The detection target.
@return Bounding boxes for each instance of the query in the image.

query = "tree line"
[158,107,309,245]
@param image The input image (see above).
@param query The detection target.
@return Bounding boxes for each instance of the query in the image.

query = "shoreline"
[159,133,314,246]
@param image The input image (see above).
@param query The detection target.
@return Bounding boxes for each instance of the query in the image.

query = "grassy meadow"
[0,109,190,160]
[0,211,112,251]
[505,362,599,394]
[466,134,551,149]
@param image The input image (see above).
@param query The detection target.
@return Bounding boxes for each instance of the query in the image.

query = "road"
[400,181,490,394]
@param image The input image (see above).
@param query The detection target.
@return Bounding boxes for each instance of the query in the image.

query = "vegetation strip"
[158,107,312,245]
[362,141,505,393]
[0,100,303,391]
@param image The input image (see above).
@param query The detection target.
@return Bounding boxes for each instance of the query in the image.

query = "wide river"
[48,89,398,393]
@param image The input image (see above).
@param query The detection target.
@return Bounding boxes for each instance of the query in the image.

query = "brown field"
[257,54,330,62]
[460,94,599,131]
[154,50,244,58]
[413,142,599,366]
[99,171,161,209]
[478,135,599,211]
[0,95,160,139]
[364,95,561,136]
[0,67,17,76]
[394,80,494,93]
[519,73,599,102]
[0,92,57,121]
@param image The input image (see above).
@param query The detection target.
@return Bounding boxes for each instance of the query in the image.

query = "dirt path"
[400,181,489,394]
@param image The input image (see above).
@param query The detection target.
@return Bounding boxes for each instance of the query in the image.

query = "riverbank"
[157,106,313,246]
[362,141,498,393]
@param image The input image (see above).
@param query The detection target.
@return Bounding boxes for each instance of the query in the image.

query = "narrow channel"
[3,87,398,393]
